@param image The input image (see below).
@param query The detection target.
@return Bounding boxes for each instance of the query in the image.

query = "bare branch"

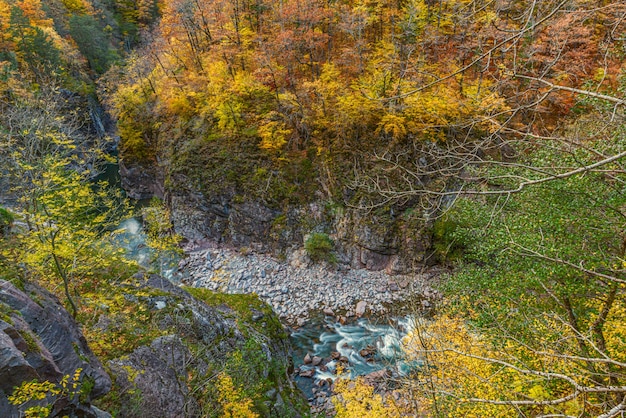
[511,242,626,285]
[515,75,626,106]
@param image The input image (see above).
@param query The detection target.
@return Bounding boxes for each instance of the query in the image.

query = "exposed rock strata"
[0,280,111,418]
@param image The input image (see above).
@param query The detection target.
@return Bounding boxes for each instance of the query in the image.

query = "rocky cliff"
[122,162,432,274]
[0,276,307,417]
[0,280,111,418]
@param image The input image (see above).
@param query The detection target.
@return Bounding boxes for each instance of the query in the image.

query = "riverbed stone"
[355,301,367,316]
[175,244,438,325]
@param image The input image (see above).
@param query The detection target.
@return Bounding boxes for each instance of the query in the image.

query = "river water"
[289,315,420,399]
[291,315,417,378]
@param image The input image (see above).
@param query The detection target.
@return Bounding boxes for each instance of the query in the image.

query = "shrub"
[431,210,470,264]
[304,232,336,263]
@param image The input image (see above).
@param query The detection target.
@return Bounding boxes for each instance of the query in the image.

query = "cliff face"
[0,276,307,417]
[122,162,433,274]
[0,280,111,418]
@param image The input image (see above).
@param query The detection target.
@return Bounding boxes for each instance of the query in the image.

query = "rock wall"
[0,280,111,418]
[121,163,434,274]
[168,190,432,274]
[119,159,165,200]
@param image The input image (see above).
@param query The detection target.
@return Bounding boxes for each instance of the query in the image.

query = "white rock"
[355,301,367,317]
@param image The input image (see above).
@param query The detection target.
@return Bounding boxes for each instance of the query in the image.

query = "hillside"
[1,0,626,416]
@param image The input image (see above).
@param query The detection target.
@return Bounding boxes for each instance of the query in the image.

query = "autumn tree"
[0,73,127,317]
[382,2,626,415]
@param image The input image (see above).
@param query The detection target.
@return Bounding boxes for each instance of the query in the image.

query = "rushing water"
[290,315,420,397]
[113,218,180,280]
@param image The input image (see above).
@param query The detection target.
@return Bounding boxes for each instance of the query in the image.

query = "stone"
[323,307,334,316]
[363,369,390,386]
[311,356,322,366]
[299,369,315,378]
[359,348,375,358]
[355,301,367,316]
[304,353,312,364]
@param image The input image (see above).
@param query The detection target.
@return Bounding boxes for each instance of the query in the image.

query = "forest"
[0,0,626,416]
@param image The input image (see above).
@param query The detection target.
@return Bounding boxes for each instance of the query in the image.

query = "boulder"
[355,301,367,317]
[108,336,198,418]
[105,274,307,418]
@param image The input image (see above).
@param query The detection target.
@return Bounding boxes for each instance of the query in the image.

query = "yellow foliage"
[258,119,291,152]
[9,369,84,418]
[216,373,259,418]
[16,0,53,27]
[61,0,88,13]
[401,312,619,417]
[332,376,402,418]
[377,114,408,139]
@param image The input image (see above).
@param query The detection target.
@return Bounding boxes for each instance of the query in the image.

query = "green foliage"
[9,7,61,76]
[423,134,626,416]
[304,232,336,263]
[69,14,118,74]
[431,211,467,264]
[0,206,13,236]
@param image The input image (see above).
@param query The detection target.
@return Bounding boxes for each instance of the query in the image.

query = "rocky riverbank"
[175,242,440,325]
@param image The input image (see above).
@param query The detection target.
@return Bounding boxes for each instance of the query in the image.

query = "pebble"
[175,245,435,325]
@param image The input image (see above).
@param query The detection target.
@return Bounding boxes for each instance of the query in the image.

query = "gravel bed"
[175,243,438,325]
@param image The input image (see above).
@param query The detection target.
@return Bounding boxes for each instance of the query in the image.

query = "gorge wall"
[121,159,434,274]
